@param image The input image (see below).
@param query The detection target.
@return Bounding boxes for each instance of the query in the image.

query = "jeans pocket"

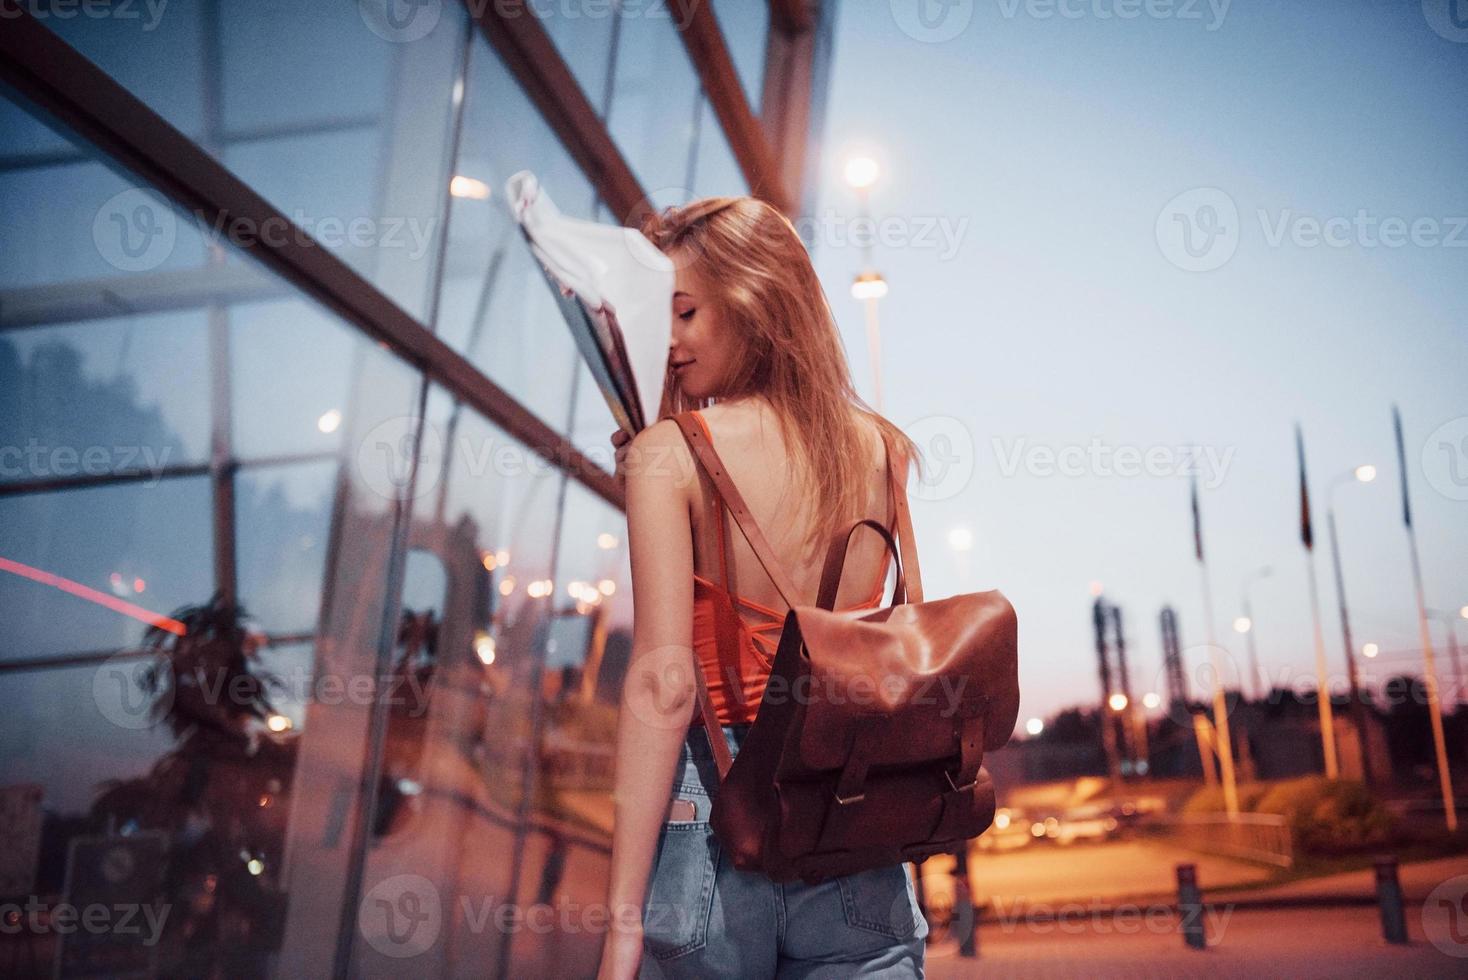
[642,790,721,961]
[837,863,921,940]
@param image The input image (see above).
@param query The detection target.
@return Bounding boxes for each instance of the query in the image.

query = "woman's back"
[686,396,898,618]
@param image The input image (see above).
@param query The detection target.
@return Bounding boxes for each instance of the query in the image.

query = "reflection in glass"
[712,0,771,110]
[607,4,702,196]
[44,1,467,320]
[691,97,751,197]
[435,34,591,431]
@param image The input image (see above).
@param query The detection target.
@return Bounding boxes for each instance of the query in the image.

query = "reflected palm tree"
[90,591,296,979]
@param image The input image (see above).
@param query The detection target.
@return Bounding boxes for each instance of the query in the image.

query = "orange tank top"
[689,410,893,726]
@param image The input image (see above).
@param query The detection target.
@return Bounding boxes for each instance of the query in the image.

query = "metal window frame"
[0,2,623,512]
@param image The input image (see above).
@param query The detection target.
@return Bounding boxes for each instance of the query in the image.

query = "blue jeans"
[639,722,927,978]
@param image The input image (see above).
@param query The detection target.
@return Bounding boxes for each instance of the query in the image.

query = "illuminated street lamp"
[845,154,886,410]
[1108,692,1129,712]
[1327,463,1376,785]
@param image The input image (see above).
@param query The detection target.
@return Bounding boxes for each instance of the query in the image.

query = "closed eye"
[678,309,696,321]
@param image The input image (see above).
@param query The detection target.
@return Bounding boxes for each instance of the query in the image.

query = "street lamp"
[1326,463,1376,785]
[1238,565,1273,700]
[1425,607,1466,710]
[845,154,886,410]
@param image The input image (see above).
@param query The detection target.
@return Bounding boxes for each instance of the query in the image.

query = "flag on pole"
[1190,470,1204,562]
[1295,424,1314,550]
[1393,404,1412,528]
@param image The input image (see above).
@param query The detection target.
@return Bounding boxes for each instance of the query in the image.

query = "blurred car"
[976,806,1031,851]
[1027,803,1120,845]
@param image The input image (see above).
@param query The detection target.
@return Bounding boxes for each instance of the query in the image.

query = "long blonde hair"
[641,196,923,559]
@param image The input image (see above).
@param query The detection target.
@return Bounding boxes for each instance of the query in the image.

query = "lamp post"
[845,156,887,411]
[1235,565,1273,700]
[1424,607,1467,711]
[1327,463,1377,786]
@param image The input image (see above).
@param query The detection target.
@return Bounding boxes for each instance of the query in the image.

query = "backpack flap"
[791,589,1020,776]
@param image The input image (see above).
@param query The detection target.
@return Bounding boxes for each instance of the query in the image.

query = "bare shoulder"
[625,416,696,501]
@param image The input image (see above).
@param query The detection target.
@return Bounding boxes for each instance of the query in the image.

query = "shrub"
[1254,776,1398,854]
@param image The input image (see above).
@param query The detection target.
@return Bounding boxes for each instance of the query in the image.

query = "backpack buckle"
[945,768,977,793]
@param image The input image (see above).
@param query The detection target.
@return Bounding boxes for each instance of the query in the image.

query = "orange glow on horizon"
[0,555,186,636]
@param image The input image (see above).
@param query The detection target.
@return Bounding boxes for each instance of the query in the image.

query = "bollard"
[1373,856,1408,944]
[953,843,978,958]
[1176,863,1206,950]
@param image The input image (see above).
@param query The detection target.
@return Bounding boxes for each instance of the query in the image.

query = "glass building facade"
[0,1,834,976]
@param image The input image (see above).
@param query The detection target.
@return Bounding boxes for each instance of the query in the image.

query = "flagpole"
[1192,471,1239,820]
[1297,425,1339,779]
[1394,406,1457,832]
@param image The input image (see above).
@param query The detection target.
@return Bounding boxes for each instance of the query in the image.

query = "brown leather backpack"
[671,412,1020,885]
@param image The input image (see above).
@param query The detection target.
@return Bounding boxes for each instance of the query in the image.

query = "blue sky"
[811,0,1468,722]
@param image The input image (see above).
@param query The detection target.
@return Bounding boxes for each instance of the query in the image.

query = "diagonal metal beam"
[668,0,791,212]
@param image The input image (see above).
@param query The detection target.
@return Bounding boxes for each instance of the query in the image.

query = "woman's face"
[667,255,736,400]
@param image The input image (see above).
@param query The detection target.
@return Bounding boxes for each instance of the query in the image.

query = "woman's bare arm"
[599,418,699,976]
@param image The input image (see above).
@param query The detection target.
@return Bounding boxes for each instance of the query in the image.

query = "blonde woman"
[599,198,927,979]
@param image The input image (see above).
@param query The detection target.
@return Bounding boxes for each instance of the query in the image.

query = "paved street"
[925,904,1465,979]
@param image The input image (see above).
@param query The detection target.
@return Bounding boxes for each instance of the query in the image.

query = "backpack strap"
[818,432,924,609]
